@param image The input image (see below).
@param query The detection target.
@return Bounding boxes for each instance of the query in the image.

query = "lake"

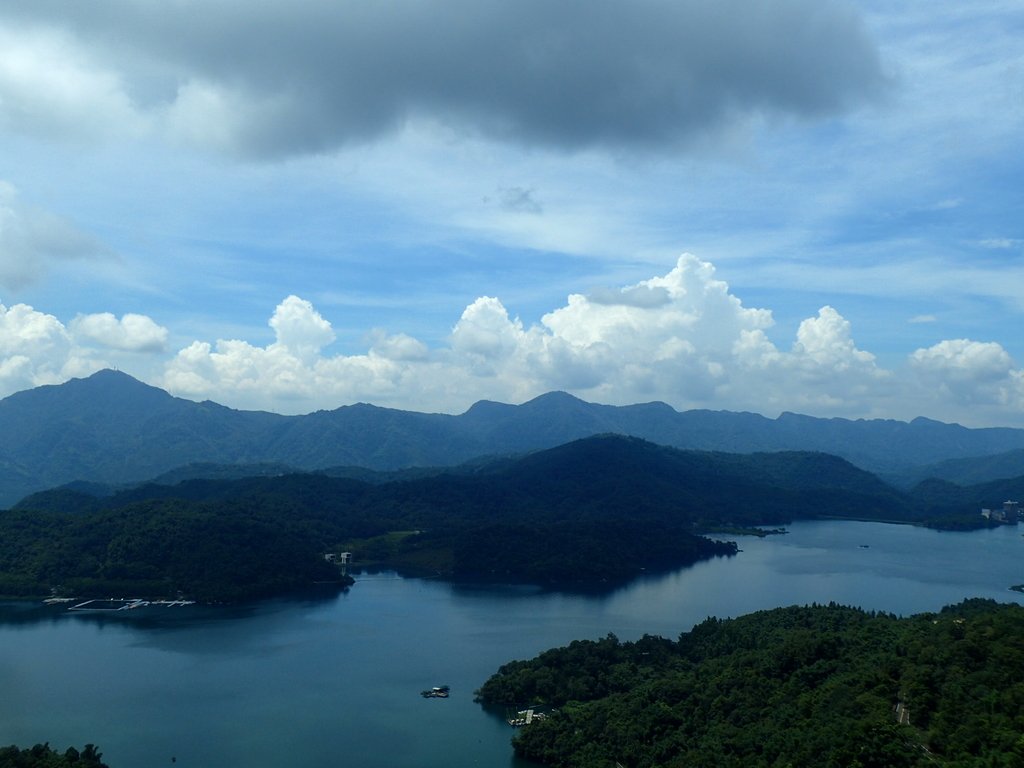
[2,519,1022,767]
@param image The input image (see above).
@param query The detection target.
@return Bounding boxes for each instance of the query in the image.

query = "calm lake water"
[2,520,1023,767]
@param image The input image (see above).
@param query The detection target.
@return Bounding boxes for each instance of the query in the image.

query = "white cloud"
[70,312,168,353]
[0,301,170,397]
[268,295,335,363]
[158,255,902,417]
[366,330,429,362]
[911,339,1013,382]
[771,307,891,412]
[0,301,69,360]
[792,307,876,371]
[0,301,81,394]
[5,255,1024,427]
[910,339,1024,409]
[545,256,773,350]
[163,295,346,405]
[0,25,143,142]
[451,297,525,363]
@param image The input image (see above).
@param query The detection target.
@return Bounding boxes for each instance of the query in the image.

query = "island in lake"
[4,431,1021,602]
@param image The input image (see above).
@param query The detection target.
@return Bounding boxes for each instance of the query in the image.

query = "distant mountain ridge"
[4,369,1024,507]
[888,448,1024,489]
[16,434,905,523]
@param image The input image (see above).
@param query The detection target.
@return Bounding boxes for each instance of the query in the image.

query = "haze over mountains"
[3,369,1024,508]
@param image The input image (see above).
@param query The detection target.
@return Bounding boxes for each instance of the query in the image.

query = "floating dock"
[507,708,548,727]
[66,598,196,612]
[70,598,150,611]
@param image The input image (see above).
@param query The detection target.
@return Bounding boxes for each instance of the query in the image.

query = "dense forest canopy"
[0,744,107,768]
[2,435,1020,600]
[0,496,351,602]
[477,599,1024,767]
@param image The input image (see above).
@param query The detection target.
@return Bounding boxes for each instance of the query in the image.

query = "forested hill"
[4,369,1024,506]
[477,599,1024,768]
[890,447,1024,489]
[4,435,920,600]
[17,435,911,527]
[3,434,1015,599]
[0,744,108,767]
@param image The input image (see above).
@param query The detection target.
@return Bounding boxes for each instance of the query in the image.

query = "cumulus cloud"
[0,301,70,360]
[0,181,111,290]
[159,255,902,416]
[792,307,876,370]
[70,312,169,353]
[0,0,887,158]
[773,307,890,411]
[268,295,335,363]
[366,330,429,362]
[164,295,349,405]
[451,297,525,362]
[912,339,1013,382]
[0,301,171,397]
[0,301,80,394]
[4,254,1024,425]
[910,339,1024,408]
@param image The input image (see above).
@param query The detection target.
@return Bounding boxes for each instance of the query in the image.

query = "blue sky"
[0,1,1022,426]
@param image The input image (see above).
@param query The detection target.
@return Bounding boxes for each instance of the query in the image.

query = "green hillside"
[4,434,1009,600]
[478,599,1024,768]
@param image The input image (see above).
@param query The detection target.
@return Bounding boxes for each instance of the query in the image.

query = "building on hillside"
[981,501,1021,523]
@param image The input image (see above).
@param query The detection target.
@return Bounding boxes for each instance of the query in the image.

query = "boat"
[421,685,450,698]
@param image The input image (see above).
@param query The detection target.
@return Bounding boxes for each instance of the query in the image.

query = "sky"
[0,0,1022,426]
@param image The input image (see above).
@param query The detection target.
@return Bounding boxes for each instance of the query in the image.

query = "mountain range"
[3,369,1024,508]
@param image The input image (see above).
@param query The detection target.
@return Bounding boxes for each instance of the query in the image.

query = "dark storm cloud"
[2,0,887,158]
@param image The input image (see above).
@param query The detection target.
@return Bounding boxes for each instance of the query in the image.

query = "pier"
[66,598,195,612]
[507,708,548,727]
